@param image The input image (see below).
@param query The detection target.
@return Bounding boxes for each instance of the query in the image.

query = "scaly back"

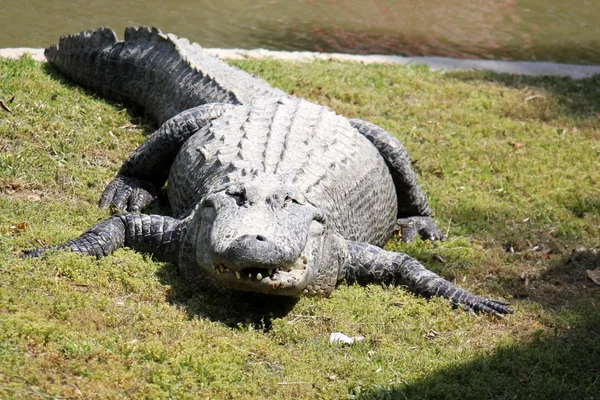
[168,97,398,246]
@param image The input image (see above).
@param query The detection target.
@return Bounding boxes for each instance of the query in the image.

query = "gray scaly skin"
[26,26,512,317]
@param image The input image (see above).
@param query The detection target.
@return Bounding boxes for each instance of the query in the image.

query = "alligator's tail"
[45,26,286,125]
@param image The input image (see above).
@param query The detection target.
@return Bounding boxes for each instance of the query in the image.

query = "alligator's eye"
[313,209,326,222]
[203,197,215,208]
[283,194,301,207]
[226,186,247,206]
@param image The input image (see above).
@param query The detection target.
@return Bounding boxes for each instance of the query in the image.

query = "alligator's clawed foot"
[100,174,156,212]
[457,295,513,318]
[397,216,445,242]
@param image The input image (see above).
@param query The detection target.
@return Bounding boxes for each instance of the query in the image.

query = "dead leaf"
[509,141,523,148]
[425,329,439,339]
[69,282,90,288]
[525,94,545,102]
[520,272,529,287]
[327,374,338,381]
[432,254,446,263]
[586,269,600,285]
[0,100,12,113]
[404,94,419,103]
[26,193,42,202]
[9,222,29,235]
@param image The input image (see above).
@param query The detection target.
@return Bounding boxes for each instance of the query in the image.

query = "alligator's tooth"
[248,273,252,279]
[235,271,241,279]
[268,269,273,275]
[256,273,263,281]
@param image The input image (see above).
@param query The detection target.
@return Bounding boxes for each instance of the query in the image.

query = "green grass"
[1,56,599,399]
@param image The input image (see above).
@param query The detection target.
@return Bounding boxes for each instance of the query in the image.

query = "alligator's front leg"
[24,214,186,262]
[349,119,444,242]
[101,103,235,211]
[340,241,513,317]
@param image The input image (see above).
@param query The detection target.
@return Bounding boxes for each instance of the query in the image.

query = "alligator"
[27,26,512,317]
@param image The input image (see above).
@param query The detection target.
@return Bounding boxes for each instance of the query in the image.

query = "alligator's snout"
[208,229,311,294]
[212,233,293,272]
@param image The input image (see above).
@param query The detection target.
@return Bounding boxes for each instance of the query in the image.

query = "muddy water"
[1,0,599,64]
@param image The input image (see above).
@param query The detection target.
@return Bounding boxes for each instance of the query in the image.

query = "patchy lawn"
[1,56,599,399]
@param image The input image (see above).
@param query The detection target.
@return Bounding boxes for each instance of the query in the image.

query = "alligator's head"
[192,177,327,295]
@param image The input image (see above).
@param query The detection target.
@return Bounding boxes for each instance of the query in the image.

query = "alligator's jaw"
[209,253,312,296]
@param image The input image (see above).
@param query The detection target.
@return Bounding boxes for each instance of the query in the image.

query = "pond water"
[1,0,599,64]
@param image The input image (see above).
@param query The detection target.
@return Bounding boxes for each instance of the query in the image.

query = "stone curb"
[2,47,600,80]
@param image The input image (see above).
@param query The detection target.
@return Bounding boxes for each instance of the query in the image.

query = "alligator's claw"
[455,295,513,318]
[397,216,445,242]
[99,174,156,212]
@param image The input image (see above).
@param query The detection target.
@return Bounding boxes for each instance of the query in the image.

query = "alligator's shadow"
[155,262,299,331]
[351,250,600,399]
[42,62,157,135]
[442,69,600,120]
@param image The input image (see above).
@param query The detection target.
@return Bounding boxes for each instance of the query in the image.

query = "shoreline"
[2,47,600,80]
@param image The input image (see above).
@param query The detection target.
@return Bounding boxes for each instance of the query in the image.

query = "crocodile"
[27,26,512,317]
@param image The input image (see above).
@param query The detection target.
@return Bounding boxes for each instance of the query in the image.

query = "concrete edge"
[2,47,600,80]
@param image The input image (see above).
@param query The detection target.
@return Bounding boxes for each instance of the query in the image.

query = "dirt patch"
[0,179,47,201]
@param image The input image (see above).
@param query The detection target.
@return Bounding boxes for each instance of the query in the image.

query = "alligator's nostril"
[214,233,295,271]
